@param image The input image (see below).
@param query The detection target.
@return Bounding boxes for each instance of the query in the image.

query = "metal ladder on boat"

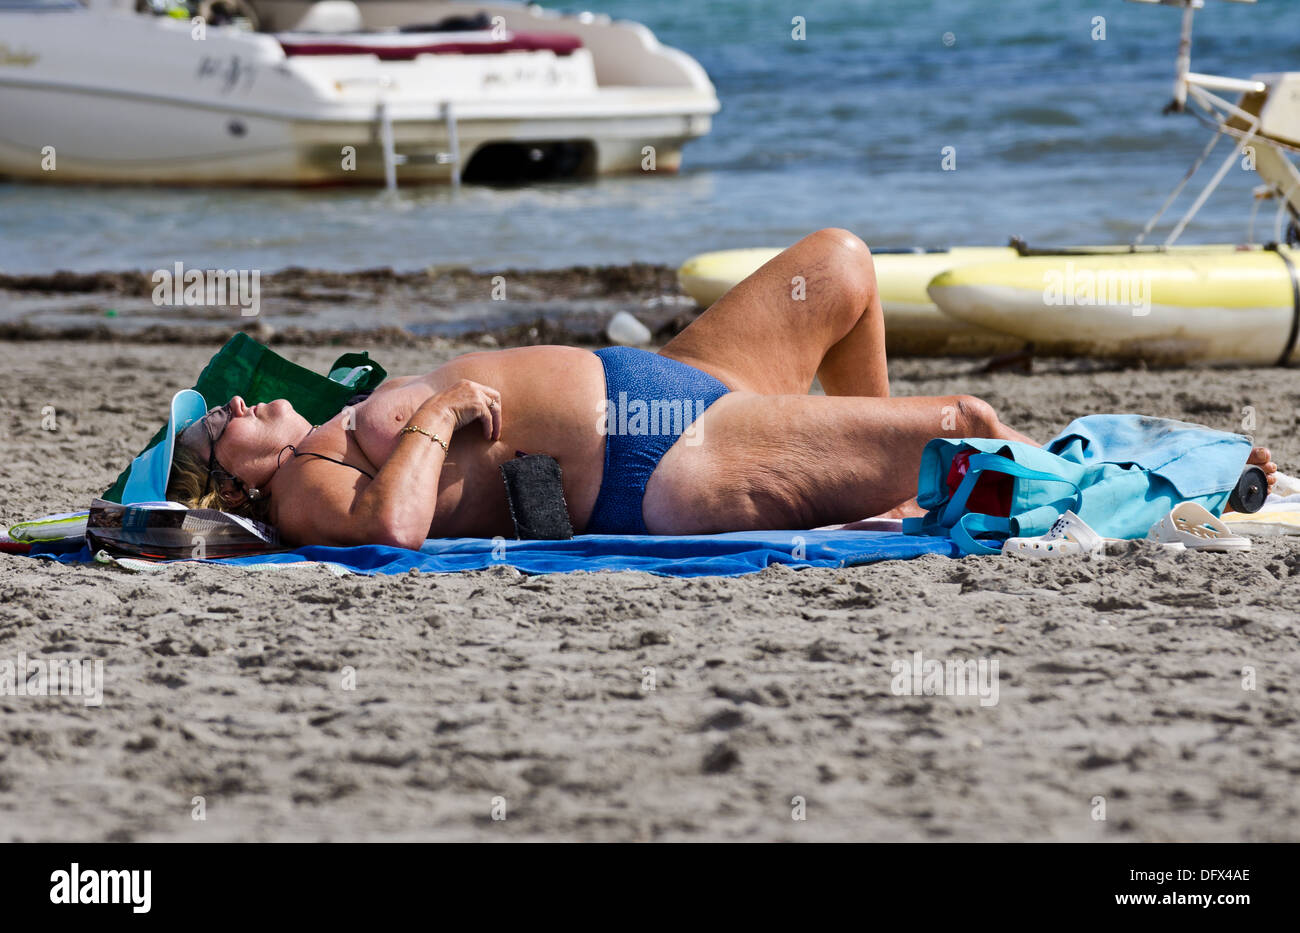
[376,99,461,191]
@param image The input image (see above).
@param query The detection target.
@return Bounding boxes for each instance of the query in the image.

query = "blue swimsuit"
[586,347,731,535]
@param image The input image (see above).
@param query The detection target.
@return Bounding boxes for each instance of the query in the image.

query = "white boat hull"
[0,84,706,183]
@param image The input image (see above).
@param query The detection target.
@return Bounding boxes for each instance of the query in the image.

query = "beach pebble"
[701,742,741,774]
[606,310,652,346]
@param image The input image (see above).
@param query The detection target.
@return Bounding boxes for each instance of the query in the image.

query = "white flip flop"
[1003,510,1105,559]
[1148,502,1251,552]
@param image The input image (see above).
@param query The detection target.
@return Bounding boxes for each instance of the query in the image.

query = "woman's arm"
[279,379,501,548]
[349,358,494,465]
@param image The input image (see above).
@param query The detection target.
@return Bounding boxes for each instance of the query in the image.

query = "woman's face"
[181,396,311,492]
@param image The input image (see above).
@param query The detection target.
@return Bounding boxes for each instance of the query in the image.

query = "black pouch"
[500,455,574,540]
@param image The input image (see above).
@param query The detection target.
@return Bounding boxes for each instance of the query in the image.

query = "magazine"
[86,499,281,560]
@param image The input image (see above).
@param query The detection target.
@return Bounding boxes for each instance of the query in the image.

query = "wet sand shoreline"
[0,264,692,348]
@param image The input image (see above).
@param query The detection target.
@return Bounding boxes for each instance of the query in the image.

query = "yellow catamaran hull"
[680,244,1300,364]
[927,246,1300,366]
[677,246,1023,356]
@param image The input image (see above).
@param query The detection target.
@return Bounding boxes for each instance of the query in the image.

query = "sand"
[2,339,1300,842]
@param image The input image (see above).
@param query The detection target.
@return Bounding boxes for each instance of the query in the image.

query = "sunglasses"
[188,403,247,499]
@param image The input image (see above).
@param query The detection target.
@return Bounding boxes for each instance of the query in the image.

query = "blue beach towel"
[30,529,958,578]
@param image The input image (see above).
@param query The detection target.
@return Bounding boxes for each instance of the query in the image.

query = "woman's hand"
[425,379,502,441]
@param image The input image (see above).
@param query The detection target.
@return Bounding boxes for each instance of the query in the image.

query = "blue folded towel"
[1048,414,1250,499]
[30,530,957,578]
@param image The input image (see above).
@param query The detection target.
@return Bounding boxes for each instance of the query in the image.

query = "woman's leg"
[644,391,1031,534]
[660,228,890,397]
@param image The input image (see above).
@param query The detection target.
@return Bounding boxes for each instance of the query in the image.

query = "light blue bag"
[904,415,1252,555]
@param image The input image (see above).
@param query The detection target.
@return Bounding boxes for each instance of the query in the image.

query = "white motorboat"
[0,0,719,185]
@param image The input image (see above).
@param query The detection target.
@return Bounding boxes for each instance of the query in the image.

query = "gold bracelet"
[401,424,449,452]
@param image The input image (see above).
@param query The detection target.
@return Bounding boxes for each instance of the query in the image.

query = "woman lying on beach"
[166,228,1278,547]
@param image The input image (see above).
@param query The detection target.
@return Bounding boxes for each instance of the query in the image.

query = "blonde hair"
[166,442,272,524]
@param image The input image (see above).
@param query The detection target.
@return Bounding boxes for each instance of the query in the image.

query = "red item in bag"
[944,450,1014,517]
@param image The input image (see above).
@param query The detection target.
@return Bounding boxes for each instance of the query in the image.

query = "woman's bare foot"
[875,497,927,520]
[1248,446,1278,491]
